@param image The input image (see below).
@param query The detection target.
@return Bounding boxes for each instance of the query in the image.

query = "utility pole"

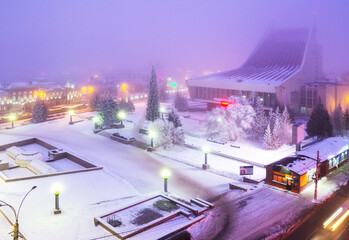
[314,151,320,201]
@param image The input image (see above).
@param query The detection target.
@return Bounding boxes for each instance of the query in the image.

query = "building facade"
[186,27,349,114]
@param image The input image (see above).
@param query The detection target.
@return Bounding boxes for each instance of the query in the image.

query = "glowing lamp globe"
[9,115,16,121]
[202,146,210,154]
[161,168,171,179]
[148,131,156,139]
[159,106,166,113]
[117,111,126,120]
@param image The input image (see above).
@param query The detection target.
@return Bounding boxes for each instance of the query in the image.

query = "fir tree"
[272,117,282,148]
[118,99,129,112]
[281,107,292,143]
[306,102,333,139]
[250,98,268,140]
[167,109,182,128]
[32,99,48,123]
[146,67,160,122]
[332,105,345,136]
[264,124,274,150]
[97,96,118,128]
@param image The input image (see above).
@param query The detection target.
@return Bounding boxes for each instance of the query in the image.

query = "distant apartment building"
[186,27,349,115]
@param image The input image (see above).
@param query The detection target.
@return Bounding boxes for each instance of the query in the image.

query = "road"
[286,182,349,240]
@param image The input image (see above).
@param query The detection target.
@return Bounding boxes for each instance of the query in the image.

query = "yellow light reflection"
[323,207,342,228]
[331,209,349,231]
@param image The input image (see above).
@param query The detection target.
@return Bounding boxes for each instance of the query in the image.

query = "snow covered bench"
[27,159,57,175]
[0,159,9,170]
[6,146,57,174]
[6,146,24,159]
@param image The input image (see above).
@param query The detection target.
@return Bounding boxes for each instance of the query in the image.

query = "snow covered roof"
[7,82,36,89]
[188,28,310,88]
[279,156,317,176]
[298,137,348,160]
[277,137,348,175]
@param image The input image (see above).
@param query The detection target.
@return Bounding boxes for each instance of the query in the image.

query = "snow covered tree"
[89,91,100,110]
[167,109,182,128]
[306,102,333,139]
[281,107,293,143]
[118,99,135,113]
[174,93,189,112]
[332,105,345,136]
[97,96,118,128]
[269,106,282,130]
[146,66,160,122]
[32,99,48,123]
[248,91,258,109]
[272,117,283,148]
[206,96,255,142]
[148,119,184,148]
[206,107,226,139]
[249,98,268,140]
[264,125,274,150]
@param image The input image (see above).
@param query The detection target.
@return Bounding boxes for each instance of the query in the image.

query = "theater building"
[187,27,349,115]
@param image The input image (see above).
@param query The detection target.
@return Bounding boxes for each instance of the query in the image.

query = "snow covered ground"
[0,102,348,240]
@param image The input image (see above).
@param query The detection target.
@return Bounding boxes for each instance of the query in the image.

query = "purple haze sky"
[0,0,348,82]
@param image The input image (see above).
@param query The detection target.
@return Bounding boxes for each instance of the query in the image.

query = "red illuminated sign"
[221,101,230,107]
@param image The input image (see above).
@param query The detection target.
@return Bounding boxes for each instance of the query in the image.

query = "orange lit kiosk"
[266,156,326,193]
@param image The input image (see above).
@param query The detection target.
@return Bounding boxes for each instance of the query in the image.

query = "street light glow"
[117,111,126,120]
[51,183,64,194]
[161,168,171,179]
[148,131,156,138]
[93,116,100,123]
[9,115,16,121]
[202,146,210,154]
[159,106,166,113]
[68,110,75,116]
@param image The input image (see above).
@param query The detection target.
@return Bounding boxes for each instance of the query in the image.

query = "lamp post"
[9,115,16,128]
[117,110,126,127]
[159,106,166,120]
[0,186,37,240]
[161,168,171,193]
[54,191,61,214]
[68,110,74,125]
[299,152,321,201]
[148,131,156,149]
[92,116,100,130]
[202,146,211,170]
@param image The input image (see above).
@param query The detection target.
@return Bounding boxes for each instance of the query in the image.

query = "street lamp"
[0,186,37,240]
[117,110,126,126]
[148,131,156,149]
[68,110,74,125]
[9,114,16,128]
[202,146,211,170]
[161,168,171,192]
[159,106,166,120]
[52,183,63,214]
[299,151,321,201]
[92,116,101,130]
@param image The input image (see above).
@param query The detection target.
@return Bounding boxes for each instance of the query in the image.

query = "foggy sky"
[0,0,348,82]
